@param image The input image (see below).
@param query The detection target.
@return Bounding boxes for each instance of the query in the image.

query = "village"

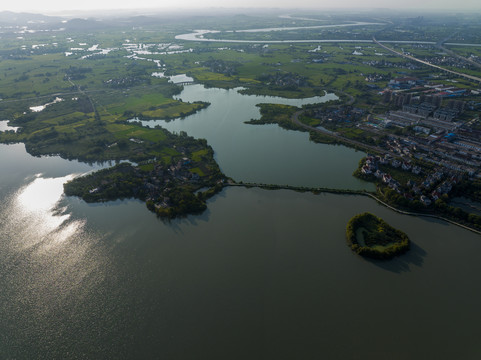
[66,140,225,218]
[372,75,481,173]
[305,69,481,186]
[359,153,461,207]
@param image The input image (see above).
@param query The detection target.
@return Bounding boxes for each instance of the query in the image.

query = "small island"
[346,212,410,259]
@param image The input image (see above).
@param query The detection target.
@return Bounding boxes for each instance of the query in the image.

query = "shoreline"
[226,182,481,235]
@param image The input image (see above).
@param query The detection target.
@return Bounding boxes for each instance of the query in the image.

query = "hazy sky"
[1,0,480,14]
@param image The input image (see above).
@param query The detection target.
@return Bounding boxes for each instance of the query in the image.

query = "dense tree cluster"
[203,59,240,76]
[63,137,225,219]
[256,72,309,90]
[346,212,410,260]
[245,103,300,130]
[104,76,150,88]
[64,66,93,80]
[64,163,144,202]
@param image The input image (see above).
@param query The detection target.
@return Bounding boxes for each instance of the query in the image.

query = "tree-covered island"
[63,134,226,219]
[346,212,410,259]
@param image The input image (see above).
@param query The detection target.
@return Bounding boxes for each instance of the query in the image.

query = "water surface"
[0,120,18,132]
[1,147,480,359]
[0,94,480,359]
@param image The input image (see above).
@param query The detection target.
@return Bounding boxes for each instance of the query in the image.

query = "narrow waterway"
[138,85,374,190]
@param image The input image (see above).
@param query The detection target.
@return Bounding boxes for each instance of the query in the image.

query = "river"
[175,22,386,43]
[175,26,481,47]
[1,84,480,359]
[137,85,373,190]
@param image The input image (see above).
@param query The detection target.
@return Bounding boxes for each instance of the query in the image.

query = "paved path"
[364,192,481,235]
[226,182,481,235]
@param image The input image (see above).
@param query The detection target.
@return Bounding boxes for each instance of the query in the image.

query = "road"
[373,36,481,84]
[290,108,395,156]
[436,32,481,71]
[226,182,481,235]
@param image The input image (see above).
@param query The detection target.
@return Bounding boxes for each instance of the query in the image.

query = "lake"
[1,85,480,359]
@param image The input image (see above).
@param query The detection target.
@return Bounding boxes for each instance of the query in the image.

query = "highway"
[436,33,481,71]
[373,36,481,84]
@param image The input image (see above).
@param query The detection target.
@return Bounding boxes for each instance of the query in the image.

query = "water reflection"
[368,242,427,273]
[17,174,70,212]
[0,171,117,359]
[0,160,480,358]
[0,120,19,132]
[4,174,86,250]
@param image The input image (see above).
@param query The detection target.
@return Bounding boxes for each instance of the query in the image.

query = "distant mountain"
[0,11,62,25]
[0,10,179,31]
[63,18,111,31]
[114,15,185,26]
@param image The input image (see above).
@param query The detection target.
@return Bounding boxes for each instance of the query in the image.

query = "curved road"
[226,182,481,235]
[364,192,481,235]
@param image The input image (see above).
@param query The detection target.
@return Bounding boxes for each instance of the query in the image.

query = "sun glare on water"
[8,174,86,248]
[17,175,71,212]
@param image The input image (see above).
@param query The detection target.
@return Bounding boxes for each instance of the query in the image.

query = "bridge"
[172,81,195,86]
